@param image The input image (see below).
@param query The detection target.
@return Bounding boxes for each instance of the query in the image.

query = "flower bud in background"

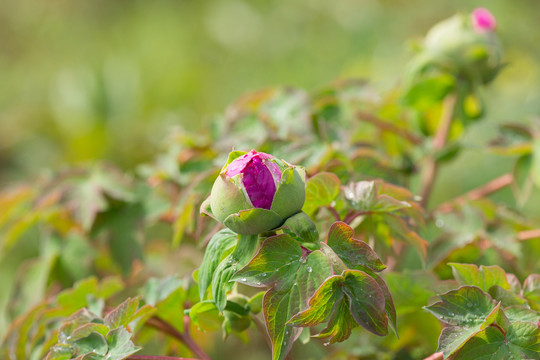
[406,7,503,87]
[471,8,497,33]
[205,150,305,235]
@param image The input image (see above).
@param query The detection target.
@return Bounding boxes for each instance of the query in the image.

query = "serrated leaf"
[71,332,108,356]
[424,286,496,326]
[234,234,333,360]
[326,221,386,272]
[488,285,528,308]
[280,211,319,246]
[46,344,74,360]
[372,195,411,213]
[70,323,109,341]
[106,327,141,360]
[104,297,140,329]
[342,181,377,211]
[56,277,99,310]
[288,269,388,341]
[450,321,540,359]
[504,306,540,324]
[198,230,237,300]
[302,172,340,216]
[449,263,510,292]
[481,302,510,330]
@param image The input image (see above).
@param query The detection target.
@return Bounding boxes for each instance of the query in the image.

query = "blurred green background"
[1,0,540,198]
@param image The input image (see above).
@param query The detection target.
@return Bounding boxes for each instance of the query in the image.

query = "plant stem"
[423,352,444,360]
[326,206,341,221]
[436,173,514,213]
[517,229,540,241]
[127,356,198,360]
[145,316,211,360]
[419,93,458,208]
[356,111,424,145]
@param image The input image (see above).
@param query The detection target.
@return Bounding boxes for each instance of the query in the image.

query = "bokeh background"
[2,1,540,359]
[2,0,540,193]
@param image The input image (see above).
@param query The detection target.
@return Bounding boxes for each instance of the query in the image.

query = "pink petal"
[471,8,497,32]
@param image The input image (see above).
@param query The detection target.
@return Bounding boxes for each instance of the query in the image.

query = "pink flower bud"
[225,150,282,210]
[471,8,497,33]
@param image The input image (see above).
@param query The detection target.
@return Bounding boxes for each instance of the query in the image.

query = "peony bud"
[407,8,502,87]
[207,150,306,235]
[471,8,497,33]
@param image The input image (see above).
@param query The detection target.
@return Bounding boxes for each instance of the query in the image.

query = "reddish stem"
[517,229,540,241]
[424,352,444,360]
[145,316,211,360]
[436,173,514,213]
[128,356,198,360]
[419,93,457,208]
[326,206,341,221]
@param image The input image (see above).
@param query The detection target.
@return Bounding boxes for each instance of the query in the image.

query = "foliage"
[1,7,540,360]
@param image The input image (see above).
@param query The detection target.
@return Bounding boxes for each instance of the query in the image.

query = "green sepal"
[223,208,283,235]
[270,167,306,220]
[210,174,253,224]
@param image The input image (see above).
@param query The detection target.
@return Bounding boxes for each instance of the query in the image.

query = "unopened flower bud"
[206,150,306,235]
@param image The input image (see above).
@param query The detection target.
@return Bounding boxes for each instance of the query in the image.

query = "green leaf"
[342,181,377,211]
[488,285,528,308]
[424,286,496,326]
[212,234,259,311]
[94,202,144,275]
[45,344,74,360]
[248,292,265,315]
[437,302,512,357]
[197,229,238,301]
[280,211,319,246]
[289,269,388,340]
[512,154,534,206]
[234,234,333,360]
[481,302,510,330]
[504,306,540,324]
[70,323,109,341]
[523,274,540,311]
[189,300,222,332]
[302,172,340,216]
[70,166,134,231]
[451,321,540,359]
[105,327,141,360]
[326,221,386,272]
[372,195,411,213]
[71,332,108,356]
[172,194,197,247]
[155,287,186,333]
[403,74,454,111]
[449,263,510,292]
[104,297,140,329]
[56,277,99,311]
[144,276,185,306]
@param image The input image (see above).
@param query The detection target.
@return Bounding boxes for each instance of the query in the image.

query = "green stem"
[419,93,458,208]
